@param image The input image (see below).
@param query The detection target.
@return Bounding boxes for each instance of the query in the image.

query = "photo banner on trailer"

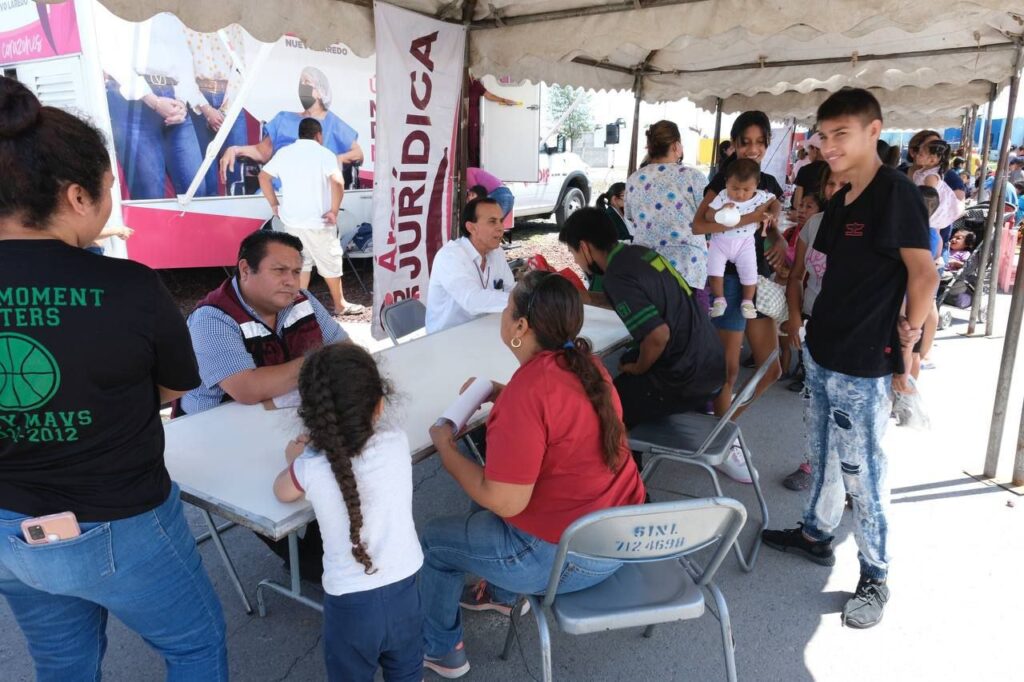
[371,2,465,339]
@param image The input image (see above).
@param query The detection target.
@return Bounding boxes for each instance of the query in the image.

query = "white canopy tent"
[84,0,1024,482]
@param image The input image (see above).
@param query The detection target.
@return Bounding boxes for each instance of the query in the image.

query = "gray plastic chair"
[500,498,747,682]
[381,299,426,345]
[628,348,779,572]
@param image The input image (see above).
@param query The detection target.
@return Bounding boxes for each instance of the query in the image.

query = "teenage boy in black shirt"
[558,208,725,429]
[761,89,938,629]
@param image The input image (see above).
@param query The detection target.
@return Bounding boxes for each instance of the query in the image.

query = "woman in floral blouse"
[624,120,711,311]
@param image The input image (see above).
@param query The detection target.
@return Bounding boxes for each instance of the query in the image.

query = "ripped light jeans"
[801,346,891,581]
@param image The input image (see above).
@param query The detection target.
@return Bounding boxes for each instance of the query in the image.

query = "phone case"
[21,512,81,545]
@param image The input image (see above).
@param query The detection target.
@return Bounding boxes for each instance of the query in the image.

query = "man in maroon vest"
[180,230,348,415]
[181,229,348,579]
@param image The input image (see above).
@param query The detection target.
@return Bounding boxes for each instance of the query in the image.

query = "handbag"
[755,275,789,322]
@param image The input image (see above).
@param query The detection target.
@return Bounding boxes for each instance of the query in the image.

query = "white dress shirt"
[425,237,514,333]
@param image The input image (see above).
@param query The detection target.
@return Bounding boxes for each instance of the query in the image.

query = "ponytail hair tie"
[563,340,576,350]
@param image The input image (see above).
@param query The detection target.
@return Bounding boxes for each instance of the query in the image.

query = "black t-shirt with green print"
[0,240,199,521]
[602,243,724,396]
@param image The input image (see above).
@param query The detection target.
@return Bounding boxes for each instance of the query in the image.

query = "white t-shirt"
[798,212,827,316]
[425,237,514,333]
[291,428,423,596]
[709,188,775,239]
[262,139,340,231]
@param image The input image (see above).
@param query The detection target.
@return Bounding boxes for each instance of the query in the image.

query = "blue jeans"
[488,186,515,218]
[0,484,227,681]
[801,347,892,581]
[419,509,623,658]
[105,84,207,200]
[323,574,422,682]
[190,90,249,196]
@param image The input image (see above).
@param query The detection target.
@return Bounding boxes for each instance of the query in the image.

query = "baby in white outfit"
[705,158,781,319]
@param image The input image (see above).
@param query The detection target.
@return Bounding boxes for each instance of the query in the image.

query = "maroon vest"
[195,279,324,368]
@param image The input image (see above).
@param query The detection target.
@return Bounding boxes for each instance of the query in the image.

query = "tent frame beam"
[572,41,1017,83]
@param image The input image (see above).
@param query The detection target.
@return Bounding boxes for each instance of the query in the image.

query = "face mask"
[583,245,604,276]
[298,84,317,110]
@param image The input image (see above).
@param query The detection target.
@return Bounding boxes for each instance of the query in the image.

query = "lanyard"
[476,259,492,289]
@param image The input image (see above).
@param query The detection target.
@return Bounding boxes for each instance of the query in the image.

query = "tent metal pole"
[710,97,723,171]
[455,1,477,239]
[628,72,643,175]
[981,42,1024,479]
[985,48,1023,337]
[967,82,999,334]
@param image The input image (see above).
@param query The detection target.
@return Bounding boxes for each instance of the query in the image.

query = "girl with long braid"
[273,344,423,682]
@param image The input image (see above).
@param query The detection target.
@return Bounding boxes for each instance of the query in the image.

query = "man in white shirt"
[426,199,515,333]
[259,118,365,316]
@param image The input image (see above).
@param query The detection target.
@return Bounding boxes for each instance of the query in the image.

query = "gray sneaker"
[842,576,890,629]
[782,465,812,491]
[424,641,470,679]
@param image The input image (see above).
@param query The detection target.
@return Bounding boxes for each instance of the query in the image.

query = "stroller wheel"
[938,310,953,330]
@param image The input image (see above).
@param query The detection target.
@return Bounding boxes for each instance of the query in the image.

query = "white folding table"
[163,306,630,615]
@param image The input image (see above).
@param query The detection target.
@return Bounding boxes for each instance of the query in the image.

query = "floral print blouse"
[624,163,709,289]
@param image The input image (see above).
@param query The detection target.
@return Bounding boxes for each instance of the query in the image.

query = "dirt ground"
[157,218,584,316]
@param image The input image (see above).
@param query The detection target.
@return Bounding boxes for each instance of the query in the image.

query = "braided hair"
[510,271,626,471]
[297,344,390,574]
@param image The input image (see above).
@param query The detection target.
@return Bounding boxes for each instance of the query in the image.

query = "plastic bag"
[891,377,930,430]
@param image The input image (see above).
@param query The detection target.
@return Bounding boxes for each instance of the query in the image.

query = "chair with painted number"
[500,498,747,682]
[381,299,427,345]
[628,349,779,572]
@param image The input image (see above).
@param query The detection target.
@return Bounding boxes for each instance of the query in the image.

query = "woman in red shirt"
[422,271,646,678]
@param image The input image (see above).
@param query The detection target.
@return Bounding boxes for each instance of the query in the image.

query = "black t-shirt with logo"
[0,240,199,521]
[807,165,932,377]
[707,168,784,277]
[795,160,830,199]
[602,243,725,397]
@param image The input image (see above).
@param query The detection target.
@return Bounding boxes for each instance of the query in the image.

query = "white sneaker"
[710,298,728,318]
[716,442,753,484]
[740,300,758,319]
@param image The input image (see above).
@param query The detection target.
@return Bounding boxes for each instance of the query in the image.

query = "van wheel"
[556,187,586,227]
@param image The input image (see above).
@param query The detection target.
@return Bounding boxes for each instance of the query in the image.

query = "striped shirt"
[180,279,347,414]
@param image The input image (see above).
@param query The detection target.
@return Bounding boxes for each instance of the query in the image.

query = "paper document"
[440,378,493,432]
[271,389,301,409]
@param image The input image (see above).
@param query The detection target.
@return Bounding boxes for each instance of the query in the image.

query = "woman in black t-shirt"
[0,78,226,679]
[692,111,785,482]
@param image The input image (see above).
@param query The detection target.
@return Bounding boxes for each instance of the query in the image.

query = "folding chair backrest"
[382,299,426,344]
[541,498,747,606]
[730,347,780,415]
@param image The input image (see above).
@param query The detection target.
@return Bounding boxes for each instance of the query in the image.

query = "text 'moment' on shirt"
[0,241,200,521]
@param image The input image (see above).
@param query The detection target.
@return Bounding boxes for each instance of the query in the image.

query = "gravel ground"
[157,217,584,315]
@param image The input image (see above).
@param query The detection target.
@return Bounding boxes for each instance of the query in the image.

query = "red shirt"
[484,351,646,543]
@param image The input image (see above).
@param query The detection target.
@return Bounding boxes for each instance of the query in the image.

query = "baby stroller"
[935,202,1009,329]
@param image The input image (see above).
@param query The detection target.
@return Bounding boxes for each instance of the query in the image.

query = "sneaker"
[459,580,529,616]
[761,523,835,566]
[716,442,753,484]
[710,298,728,318]
[782,463,812,491]
[424,642,470,679]
[842,576,890,629]
[740,300,757,319]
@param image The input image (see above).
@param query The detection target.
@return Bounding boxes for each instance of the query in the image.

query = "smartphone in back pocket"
[21,512,81,545]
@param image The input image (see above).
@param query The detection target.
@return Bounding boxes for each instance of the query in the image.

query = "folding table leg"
[198,509,253,614]
[256,531,324,617]
[195,520,235,544]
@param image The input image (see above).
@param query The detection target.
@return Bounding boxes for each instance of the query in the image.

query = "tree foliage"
[547,85,594,147]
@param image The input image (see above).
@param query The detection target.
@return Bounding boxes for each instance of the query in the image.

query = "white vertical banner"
[371,2,465,339]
